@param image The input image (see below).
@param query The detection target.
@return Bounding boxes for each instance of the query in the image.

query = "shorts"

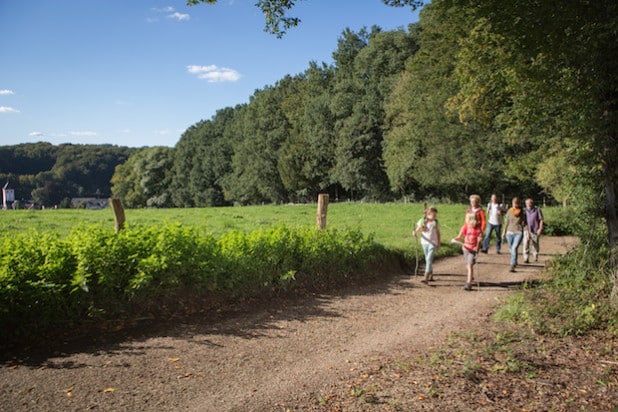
[463,249,477,265]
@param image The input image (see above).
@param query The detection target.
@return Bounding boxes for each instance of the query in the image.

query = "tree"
[221,84,291,205]
[277,62,338,202]
[111,147,175,208]
[442,0,618,303]
[330,27,418,200]
[170,107,239,207]
[187,0,423,37]
[383,3,512,201]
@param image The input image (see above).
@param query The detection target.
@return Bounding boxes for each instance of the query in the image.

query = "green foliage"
[111,146,175,208]
[1,143,136,207]
[0,222,383,341]
[495,229,617,337]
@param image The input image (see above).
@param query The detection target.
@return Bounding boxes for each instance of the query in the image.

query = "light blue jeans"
[422,243,437,274]
[506,232,523,265]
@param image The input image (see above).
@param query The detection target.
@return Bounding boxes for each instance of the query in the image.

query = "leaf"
[103,387,115,393]
[168,357,181,363]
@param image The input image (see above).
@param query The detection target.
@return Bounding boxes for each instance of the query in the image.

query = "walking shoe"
[463,283,472,291]
[509,265,516,272]
[481,249,488,254]
[534,255,538,262]
[524,258,529,263]
[496,250,501,254]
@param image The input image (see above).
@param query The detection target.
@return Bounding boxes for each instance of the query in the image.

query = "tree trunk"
[605,154,618,307]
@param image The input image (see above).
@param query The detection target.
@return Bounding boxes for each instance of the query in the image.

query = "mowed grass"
[0,202,465,253]
[0,202,562,254]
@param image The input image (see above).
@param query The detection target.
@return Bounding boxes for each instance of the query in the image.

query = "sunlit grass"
[0,202,564,254]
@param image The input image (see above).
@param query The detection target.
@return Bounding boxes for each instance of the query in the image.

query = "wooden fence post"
[110,198,125,233]
[316,193,329,230]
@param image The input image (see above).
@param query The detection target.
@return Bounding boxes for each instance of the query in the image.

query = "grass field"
[0,202,562,256]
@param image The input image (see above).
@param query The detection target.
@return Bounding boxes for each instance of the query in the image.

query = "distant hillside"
[0,142,137,208]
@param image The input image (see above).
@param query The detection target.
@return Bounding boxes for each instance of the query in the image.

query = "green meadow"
[0,202,474,254]
[0,202,565,254]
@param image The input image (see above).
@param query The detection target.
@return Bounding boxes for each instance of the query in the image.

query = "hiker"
[467,194,486,234]
[413,206,441,283]
[481,193,505,254]
[523,198,544,263]
[453,212,482,291]
[502,196,526,272]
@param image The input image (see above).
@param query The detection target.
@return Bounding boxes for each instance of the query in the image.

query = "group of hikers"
[413,194,545,291]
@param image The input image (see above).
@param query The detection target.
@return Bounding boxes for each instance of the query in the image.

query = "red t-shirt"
[462,224,482,253]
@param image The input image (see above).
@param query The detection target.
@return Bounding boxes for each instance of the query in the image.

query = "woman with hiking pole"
[413,206,441,283]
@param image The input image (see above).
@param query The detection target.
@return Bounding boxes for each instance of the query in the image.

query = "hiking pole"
[414,202,428,277]
[414,232,420,276]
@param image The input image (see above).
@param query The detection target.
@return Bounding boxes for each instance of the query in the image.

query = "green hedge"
[0,224,385,341]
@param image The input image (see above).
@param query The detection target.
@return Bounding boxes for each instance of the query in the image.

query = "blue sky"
[0,0,420,148]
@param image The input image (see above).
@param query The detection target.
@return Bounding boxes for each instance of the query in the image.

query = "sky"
[0,0,421,148]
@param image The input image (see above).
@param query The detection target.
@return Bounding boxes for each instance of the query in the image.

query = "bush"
[495,227,617,337]
[0,223,386,341]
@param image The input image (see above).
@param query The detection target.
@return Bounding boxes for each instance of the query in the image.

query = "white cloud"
[0,106,19,113]
[187,65,242,83]
[29,132,44,137]
[71,131,97,137]
[168,12,190,21]
[0,90,15,95]
[149,6,189,22]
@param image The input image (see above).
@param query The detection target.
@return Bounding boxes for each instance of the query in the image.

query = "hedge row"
[0,224,385,341]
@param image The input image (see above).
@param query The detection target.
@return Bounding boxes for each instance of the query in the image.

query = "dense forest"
[110,22,538,208]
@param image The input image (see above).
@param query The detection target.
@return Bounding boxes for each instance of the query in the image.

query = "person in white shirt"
[414,207,441,283]
[481,193,505,254]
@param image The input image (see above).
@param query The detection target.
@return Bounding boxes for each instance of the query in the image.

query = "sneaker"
[463,283,472,291]
[524,258,529,263]
[509,265,516,272]
[496,250,501,254]
[534,255,538,262]
[481,249,488,254]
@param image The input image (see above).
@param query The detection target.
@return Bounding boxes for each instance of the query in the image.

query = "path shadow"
[1,269,416,367]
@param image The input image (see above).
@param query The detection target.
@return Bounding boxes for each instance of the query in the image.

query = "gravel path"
[0,236,578,411]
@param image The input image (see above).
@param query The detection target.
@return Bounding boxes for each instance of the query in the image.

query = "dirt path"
[0,236,578,411]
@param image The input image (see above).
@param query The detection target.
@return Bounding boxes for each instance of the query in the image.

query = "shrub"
[0,223,386,341]
[495,226,617,337]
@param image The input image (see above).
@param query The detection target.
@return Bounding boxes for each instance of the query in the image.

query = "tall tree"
[221,84,291,205]
[111,146,175,208]
[277,62,338,202]
[383,3,511,201]
[331,27,418,200]
[443,0,618,303]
